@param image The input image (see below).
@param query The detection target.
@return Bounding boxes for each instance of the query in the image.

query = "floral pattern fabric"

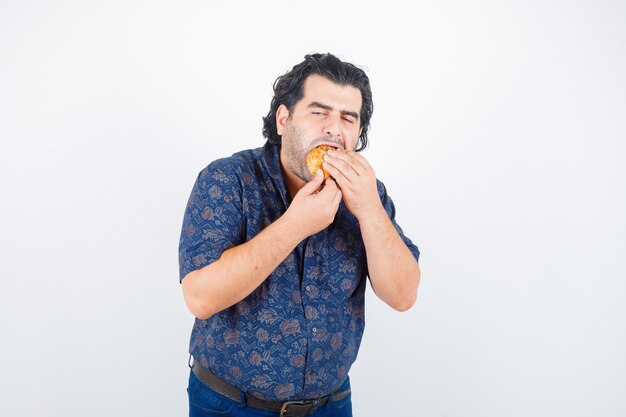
[179,142,420,401]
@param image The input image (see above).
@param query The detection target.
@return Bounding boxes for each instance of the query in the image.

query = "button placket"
[300,237,314,392]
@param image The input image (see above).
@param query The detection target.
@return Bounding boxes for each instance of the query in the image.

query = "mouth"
[309,138,344,152]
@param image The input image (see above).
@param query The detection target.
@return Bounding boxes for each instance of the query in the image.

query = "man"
[179,53,421,417]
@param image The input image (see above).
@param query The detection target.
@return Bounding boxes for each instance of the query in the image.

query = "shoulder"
[197,147,264,187]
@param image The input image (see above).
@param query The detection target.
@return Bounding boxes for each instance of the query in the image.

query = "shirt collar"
[262,141,291,208]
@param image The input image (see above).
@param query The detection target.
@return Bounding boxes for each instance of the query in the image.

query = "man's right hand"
[182,170,342,320]
[282,170,343,240]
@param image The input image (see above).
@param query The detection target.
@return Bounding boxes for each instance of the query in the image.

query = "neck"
[280,151,306,199]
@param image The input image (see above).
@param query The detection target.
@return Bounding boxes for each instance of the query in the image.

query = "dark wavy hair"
[262,53,373,152]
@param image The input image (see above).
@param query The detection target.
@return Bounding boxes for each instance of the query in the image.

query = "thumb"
[299,169,324,195]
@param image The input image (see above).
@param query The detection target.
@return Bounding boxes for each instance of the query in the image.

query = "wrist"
[276,212,308,244]
[355,201,387,224]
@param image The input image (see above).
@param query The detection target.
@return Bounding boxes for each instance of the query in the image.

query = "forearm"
[359,206,420,311]
[182,215,303,319]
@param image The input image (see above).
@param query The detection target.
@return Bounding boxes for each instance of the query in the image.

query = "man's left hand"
[322,148,383,221]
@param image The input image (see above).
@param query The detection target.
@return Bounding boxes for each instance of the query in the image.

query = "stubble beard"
[281,123,346,183]
[281,123,314,182]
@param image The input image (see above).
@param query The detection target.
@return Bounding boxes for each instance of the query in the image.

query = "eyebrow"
[308,101,360,121]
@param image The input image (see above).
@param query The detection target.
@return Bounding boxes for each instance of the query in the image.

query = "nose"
[323,113,342,138]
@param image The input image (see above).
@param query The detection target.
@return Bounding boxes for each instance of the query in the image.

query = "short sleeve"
[178,161,244,282]
[377,180,420,263]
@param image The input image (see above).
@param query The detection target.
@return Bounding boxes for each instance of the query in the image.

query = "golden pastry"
[306,145,335,180]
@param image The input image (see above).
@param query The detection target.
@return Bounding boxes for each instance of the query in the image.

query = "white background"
[1,1,625,416]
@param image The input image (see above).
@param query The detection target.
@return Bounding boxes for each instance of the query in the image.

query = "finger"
[318,177,339,199]
[324,151,361,177]
[300,169,324,195]
[331,187,343,210]
[320,178,342,210]
[346,151,371,171]
[322,161,352,186]
[321,175,337,190]
[323,153,358,180]
[327,149,364,174]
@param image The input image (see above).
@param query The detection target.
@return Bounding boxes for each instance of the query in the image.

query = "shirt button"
[305,286,311,291]
[312,327,317,333]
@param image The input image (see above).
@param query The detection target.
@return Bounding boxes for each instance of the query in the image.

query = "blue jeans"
[187,369,353,417]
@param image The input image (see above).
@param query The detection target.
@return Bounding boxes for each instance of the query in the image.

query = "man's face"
[277,74,363,182]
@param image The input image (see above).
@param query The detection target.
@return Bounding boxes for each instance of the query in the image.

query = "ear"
[276,104,290,136]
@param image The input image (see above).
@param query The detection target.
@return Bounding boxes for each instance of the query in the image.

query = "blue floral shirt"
[179,142,420,401]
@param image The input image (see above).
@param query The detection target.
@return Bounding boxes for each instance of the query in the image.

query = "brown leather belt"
[190,358,350,417]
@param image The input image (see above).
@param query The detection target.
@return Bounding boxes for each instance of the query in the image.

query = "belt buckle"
[280,400,314,417]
